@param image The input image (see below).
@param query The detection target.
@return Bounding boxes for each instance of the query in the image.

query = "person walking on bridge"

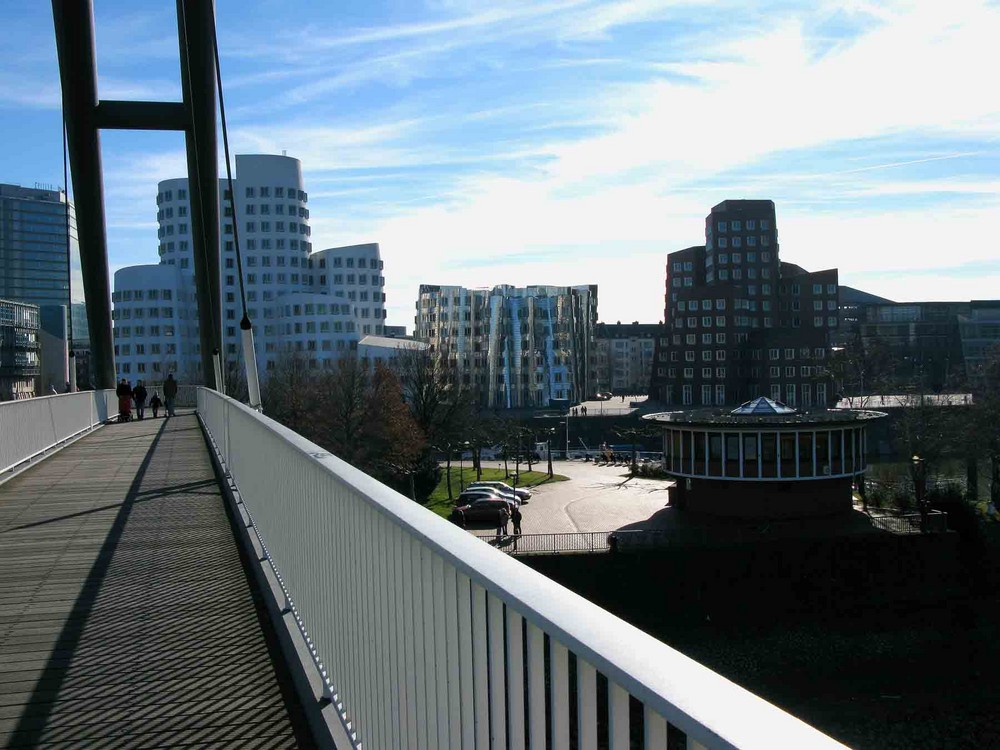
[133,380,148,420]
[163,373,178,417]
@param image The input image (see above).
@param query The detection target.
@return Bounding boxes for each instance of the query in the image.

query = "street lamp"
[911,454,927,532]
[547,427,556,478]
[460,441,470,491]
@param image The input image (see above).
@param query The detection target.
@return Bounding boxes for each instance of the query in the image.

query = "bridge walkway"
[0,414,314,749]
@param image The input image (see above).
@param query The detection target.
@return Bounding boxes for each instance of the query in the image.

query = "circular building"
[644,397,886,519]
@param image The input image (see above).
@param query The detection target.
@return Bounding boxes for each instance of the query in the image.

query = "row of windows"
[242,204,309,218]
[243,221,310,235]
[114,325,175,338]
[112,289,174,302]
[326,256,381,269]
[714,219,771,233]
[156,189,188,203]
[156,206,188,220]
[707,251,772,266]
[244,186,306,202]
[709,236,770,249]
[113,307,177,320]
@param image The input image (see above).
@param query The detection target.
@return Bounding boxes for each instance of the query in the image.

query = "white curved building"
[113,154,387,383]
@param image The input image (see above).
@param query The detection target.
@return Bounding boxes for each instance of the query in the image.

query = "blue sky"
[2,0,999,327]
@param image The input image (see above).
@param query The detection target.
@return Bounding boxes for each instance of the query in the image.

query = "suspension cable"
[209,14,248,321]
[208,6,263,410]
[62,108,75,391]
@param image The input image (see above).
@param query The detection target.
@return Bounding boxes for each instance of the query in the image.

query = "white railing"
[0,390,115,475]
[197,388,847,750]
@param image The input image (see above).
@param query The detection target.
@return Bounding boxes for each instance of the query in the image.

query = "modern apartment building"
[650,200,839,408]
[594,322,659,395]
[414,284,598,408]
[112,155,388,382]
[0,298,40,400]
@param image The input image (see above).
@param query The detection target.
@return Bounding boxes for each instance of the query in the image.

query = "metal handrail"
[197,387,846,749]
[0,389,115,475]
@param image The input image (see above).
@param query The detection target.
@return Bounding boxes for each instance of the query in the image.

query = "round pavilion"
[644,397,886,519]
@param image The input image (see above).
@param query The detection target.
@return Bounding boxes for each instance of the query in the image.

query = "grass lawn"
[424,467,568,518]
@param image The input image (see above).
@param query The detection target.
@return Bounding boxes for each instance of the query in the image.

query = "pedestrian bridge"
[0,390,846,749]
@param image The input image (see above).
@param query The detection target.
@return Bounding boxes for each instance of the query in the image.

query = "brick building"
[650,200,838,407]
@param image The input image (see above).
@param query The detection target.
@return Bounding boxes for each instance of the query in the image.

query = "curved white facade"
[112,264,192,380]
[113,154,388,383]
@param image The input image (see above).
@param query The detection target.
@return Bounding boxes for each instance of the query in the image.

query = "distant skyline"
[2,0,998,327]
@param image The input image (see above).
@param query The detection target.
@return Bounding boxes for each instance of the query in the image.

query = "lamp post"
[547,427,555,478]
[912,454,927,532]
[460,441,470,492]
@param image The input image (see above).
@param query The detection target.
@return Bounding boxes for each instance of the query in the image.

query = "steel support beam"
[177,0,221,389]
[95,100,190,131]
[51,0,115,390]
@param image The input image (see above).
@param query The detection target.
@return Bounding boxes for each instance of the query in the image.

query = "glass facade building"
[0,184,76,313]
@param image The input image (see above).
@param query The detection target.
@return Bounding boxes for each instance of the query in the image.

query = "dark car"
[450,498,510,525]
[457,487,519,509]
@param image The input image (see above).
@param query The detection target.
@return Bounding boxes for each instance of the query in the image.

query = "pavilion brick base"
[671,477,853,519]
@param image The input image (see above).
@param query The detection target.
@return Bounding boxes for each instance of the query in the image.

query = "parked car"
[457,487,519,510]
[467,480,531,503]
[450,498,510,525]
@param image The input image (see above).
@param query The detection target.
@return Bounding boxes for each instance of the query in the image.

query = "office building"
[113,154,388,382]
[414,284,598,408]
[594,322,659,395]
[856,301,969,391]
[0,184,76,315]
[0,298,40,400]
[959,301,1000,385]
[650,200,839,408]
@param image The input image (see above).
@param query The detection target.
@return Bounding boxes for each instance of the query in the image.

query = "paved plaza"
[516,460,673,534]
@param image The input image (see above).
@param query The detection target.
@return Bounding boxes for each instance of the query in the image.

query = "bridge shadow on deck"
[0,415,314,749]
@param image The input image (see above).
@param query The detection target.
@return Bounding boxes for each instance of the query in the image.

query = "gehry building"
[414,284,598,408]
[649,200,839,408]
[112,154,387,382]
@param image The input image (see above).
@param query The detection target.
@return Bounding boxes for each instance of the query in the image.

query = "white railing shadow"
[197,388,847,750]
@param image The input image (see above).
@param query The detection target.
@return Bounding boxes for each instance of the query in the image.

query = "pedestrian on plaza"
[133,380,148,420]
[512,505,522,550]
[496,507,510,541]
[149,392,163,419]
[163,373,178,417]
[582,405,587,416]
[116,378,133,422]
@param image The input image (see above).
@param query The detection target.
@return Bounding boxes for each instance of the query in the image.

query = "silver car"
[467,480,531,503]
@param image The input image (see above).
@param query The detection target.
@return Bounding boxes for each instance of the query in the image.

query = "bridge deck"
[0,414,314,748]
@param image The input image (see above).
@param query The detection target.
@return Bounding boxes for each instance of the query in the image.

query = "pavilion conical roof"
[729,397,797,416]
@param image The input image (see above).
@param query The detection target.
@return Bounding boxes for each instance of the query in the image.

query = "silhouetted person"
[512,505,522,550]
[133,380,148,420]
[149,392,163,419]
[163,374,178,417]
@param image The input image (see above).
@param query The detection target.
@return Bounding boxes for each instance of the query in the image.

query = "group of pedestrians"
[571,406,589,416]
[494,504,523,550]
[115,374,177,422]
